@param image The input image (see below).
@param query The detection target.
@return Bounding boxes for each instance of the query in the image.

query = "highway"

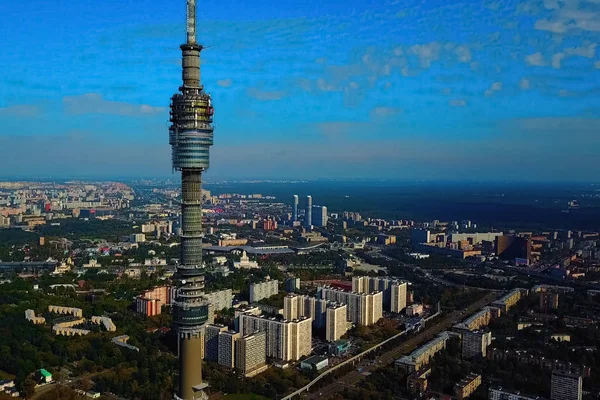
[287,291,498,400]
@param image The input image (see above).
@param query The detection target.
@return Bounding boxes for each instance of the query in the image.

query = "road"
[300,292,498,400]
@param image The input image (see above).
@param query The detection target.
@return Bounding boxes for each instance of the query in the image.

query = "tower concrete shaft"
[169,1,214,399]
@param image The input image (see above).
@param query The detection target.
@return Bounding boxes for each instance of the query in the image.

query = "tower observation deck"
[170,1,214,399]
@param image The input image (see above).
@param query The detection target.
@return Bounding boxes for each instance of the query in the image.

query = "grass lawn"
[222,394,269,400]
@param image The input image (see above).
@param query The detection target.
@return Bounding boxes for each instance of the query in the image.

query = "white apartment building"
[237,313,312,361]
[249,280,279,303]
[203,289,233,311]
[326,303,348,342]
[283,294,328,328]
[352,276,408,313]
[318,287,382,326]
[235,332,268,377]
[218,330,240,368]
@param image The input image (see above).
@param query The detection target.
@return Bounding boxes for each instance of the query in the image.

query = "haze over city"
[1,0,599,180]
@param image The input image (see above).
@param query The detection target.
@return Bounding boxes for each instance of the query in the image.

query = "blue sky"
[0,0,599,180]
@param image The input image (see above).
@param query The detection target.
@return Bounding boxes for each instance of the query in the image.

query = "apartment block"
[462,330,492,359]
[551,368,582,400]
[238,313,312,361]
[454,373,482,400]
[25,309,45,325]
[326,303,348,342]
[489,386,548,400]
[318,287,382,326]
[136,297,161,317]
[407,368,431,395]
[391,282,408,313]
[453,307,500,331]
[136,285,174,316]
[204,324,227,362]
[235,332,268,377]
[352,276,408,312]
[283,294,328,328]
[204,289,233,312]
[249,280,279,303]
[395,332,456,373]
[540,292,559,310]
[285,277,300,292]
[218,330,240,368]
[491,288,528,313]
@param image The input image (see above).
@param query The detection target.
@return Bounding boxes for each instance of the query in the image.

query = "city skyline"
[1,0,599,180]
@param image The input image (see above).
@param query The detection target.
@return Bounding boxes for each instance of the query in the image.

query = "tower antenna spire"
[186,0,196,44]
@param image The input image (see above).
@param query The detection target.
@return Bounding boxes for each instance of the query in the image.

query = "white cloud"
[519,78,531,90]
[552,52,565,69]
[543,0,560,9]
[595,60,600,69]
[485,82,503,97]
[535,19,569,33]
[246,88,286,101]
[525,52,546,67]
[216,79,233,87]
[408,42,442,68]
[449,99,467,107]
[317,78,337,92]
[63,93,165,116]
[370,107,404,118]
[0,104,42,117]
[455,46,472,63]
[564,43,597,58]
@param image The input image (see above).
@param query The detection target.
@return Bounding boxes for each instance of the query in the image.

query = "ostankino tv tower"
[168,1,214,399]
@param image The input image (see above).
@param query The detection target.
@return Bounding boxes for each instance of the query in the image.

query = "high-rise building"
[249,280,279,303]
[352,277,407,313]
[326,303,348,342]
[318,287,382,326]
[238,313,312,361]
[283,293,330,328]
[217,330,240,368]
[410,229,431,244]
[305,195,312,227]
[312,205,328,227]
[204,324,227,362]
[461,330,492,359]
[285,277,300,292]
[540,292,559,310]
[169,1,215,398]
[551,368,583,400]
[391,282,408,313]
[495,235,532,262]
[292,195,299,222]
[235,332,268,377]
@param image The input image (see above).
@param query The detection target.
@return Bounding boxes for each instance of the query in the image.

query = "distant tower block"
[293,195,299,222]
[305,195,312,227]
[169,1,215,399]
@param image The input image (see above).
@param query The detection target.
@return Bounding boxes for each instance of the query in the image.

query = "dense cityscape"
[2,0,600,399]
[2,173,600,400]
